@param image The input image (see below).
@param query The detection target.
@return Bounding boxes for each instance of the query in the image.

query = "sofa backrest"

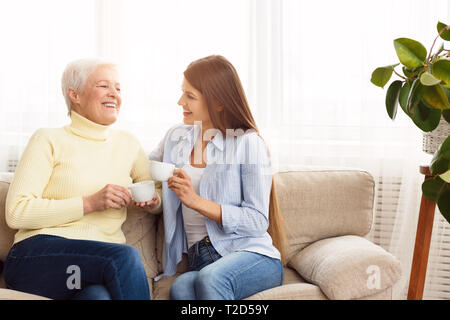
[275,170,375,261]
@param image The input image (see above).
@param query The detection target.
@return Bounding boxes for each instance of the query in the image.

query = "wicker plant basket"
[423,116,450,154]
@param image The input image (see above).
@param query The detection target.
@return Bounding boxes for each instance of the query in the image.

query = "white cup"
[128,180,155,202]
[150,161,175,181]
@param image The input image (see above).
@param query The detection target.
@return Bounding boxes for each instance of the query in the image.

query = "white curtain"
[0,0,97,170]
[249,0,449,300]
[0,0,449,299]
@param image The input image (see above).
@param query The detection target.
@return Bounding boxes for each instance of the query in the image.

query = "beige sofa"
[0,169,402,300]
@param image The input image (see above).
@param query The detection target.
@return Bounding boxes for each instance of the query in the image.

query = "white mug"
[150,161,175,181]
[128,180,155,202]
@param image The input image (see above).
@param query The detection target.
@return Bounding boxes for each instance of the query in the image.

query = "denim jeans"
[3,234,150,300]
[170,236,284,300]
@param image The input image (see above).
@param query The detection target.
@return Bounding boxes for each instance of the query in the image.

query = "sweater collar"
[68,110,111,141]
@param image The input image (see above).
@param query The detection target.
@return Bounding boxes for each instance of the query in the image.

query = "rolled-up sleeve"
[220,134,273,236]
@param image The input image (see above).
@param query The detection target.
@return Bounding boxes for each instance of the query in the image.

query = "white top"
[181,164,207,249]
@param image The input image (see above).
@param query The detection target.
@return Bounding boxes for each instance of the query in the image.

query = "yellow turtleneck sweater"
[5,110,161,245]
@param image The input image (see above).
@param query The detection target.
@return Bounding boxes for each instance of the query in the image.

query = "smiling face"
[69,66,121,125]
[177,77,213,131]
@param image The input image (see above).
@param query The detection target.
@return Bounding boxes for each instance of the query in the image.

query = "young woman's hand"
[134,194,160,212]
[168,169,200,209]
[83,184,132,214]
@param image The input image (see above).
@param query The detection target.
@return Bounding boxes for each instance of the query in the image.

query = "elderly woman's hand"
[83,184,132,214]
[134,194,160,212]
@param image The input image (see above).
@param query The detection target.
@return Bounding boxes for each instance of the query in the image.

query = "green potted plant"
[371,21,450,223]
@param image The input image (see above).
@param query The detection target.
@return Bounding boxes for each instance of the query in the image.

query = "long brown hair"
[184,55,288,265]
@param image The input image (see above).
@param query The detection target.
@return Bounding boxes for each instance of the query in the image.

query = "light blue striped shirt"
[149,123,280,280]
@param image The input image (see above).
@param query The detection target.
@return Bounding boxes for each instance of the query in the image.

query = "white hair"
[61,58,117,115]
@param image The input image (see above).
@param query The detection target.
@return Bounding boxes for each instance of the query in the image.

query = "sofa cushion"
[245,267,327,299]
[152,274,177,300]
[155,214,165,273]
[245,283,327,300]
[274,170,374,261]
[122,205,159,280]
[289,235,402,300]
[151,266,324,300]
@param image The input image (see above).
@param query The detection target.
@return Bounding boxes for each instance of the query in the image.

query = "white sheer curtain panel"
[0,0,449,299]
[113,0,252,152]
[0,0,97,171]
[251,0,449,299]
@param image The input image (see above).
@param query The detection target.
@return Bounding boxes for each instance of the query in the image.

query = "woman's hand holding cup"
[168,169,199,209]
[128,180,159,212]
[134,194,160,212]
[83,184,132,214]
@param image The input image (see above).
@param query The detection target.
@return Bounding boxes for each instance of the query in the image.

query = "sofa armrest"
[288,235,402,300]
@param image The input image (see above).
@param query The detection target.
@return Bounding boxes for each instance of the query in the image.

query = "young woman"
[148,55,287,300]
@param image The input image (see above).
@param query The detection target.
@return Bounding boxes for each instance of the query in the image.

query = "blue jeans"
[170,236,284,300]
[3,234,150,300]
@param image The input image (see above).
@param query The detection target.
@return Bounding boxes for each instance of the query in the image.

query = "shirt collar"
[210,131,224,151]
[179,125,224,151]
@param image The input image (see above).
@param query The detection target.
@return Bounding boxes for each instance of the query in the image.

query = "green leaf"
[422,85,450,110]
[407,78,425,114]
[399,81,411,114]
[393,38,427,68]
[420,72,441,86]
[422,176,447,202]
[437,21,450,41]
[371,65,397,88]
[433,59,450,85]
[437,187,450,225]
[438,132,450,154]
[441,170,450,183]
[443,109,450,123]
[385,80,403,120]
[410,100,441,131]
[444,86,450,100]
[403,66,423,78]
[444,151,450,160]
[431,156,450,176]
[431,135,450,175]
[440,140,450,161]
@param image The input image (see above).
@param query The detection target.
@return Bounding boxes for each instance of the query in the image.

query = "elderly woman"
[3,59,161,300]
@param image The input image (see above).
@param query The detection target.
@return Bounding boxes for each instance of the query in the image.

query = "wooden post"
[407,166,436,300]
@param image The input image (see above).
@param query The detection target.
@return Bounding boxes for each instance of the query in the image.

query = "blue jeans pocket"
[187,237,222,272]
[187,245,198,270]
[204,242,220,263]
